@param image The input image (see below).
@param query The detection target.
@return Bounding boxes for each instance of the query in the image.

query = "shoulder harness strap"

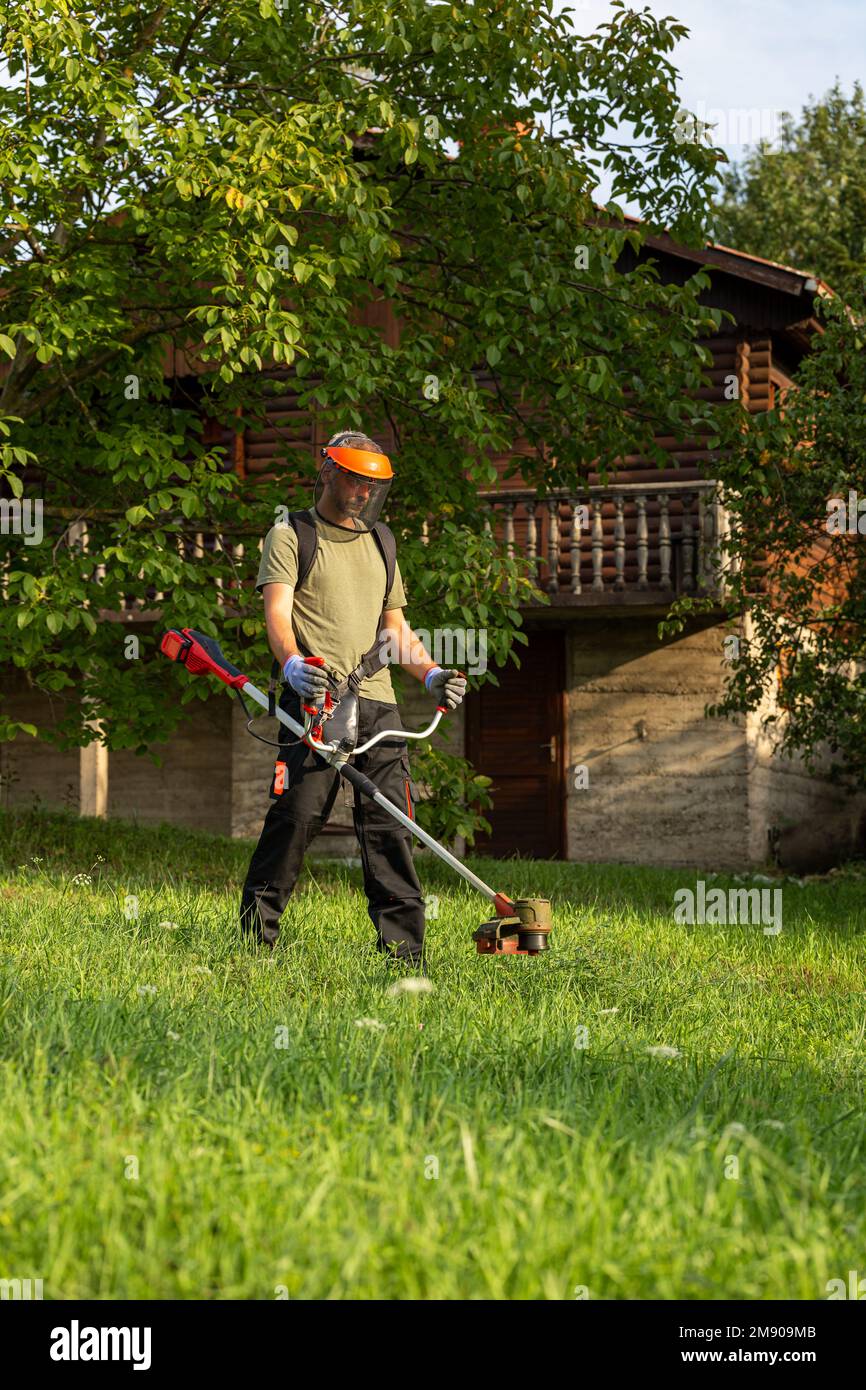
[371,520,397,604]
[269,512,318,714]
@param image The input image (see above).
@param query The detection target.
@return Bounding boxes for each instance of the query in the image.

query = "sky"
[556,0,866,209]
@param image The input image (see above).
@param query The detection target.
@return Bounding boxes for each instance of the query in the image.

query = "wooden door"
[465,628,566,859]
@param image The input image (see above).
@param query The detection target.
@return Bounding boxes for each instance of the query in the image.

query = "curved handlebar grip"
[437,670,467,717]
[159,628,249,690]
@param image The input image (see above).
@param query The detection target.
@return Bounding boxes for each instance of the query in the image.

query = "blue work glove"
[283,654,330,703]
[424,665,467,710]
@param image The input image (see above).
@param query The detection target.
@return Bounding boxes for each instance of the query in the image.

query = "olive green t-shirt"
[256,508,406,703]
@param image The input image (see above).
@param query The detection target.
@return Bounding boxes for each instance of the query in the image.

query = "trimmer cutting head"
[473,898,552,956]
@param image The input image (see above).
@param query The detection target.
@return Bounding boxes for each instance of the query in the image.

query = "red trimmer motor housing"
[160,628,249,689]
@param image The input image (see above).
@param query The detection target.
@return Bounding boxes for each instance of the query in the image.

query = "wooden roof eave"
[777,316,825,355]
[638,230,819,300]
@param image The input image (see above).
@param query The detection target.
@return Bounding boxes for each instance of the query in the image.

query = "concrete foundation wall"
[108,695,232,835]
[745,636,866,864]
[747,736,866,866]
[1,676,81,815]
[1,663,463,853]
[563,614,866,870]
[565,616,751,870]
[1,670,234,833]
[6,629,860,872]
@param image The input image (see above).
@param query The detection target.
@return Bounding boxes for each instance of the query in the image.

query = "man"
[239,429,467,971]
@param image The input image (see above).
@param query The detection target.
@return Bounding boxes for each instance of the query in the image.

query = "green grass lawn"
[0,805,864,1300]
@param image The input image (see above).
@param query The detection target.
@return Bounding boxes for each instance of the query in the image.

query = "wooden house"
[2,225,858,870]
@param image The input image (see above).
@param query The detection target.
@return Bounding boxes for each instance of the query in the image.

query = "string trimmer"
[159,628,552,957]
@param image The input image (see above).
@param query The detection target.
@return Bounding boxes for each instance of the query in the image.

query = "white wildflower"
[386,976,434,996]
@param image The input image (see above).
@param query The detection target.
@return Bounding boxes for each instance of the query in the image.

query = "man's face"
[326,462,376,518]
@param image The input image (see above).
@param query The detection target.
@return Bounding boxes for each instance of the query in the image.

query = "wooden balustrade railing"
[3,484,736,614]
[477,481,731,599]
[0,510,266,615]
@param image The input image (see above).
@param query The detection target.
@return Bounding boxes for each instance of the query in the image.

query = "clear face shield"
[314,446,393,532]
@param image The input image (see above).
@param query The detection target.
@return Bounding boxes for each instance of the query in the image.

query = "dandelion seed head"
[386,976,434,996]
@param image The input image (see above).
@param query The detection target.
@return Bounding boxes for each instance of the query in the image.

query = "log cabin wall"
[472,233,802,603]
[233,289,400,489]
[237,370,399,490]
[218,280,781,612]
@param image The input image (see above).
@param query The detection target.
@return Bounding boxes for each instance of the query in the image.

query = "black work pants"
[239,691,426,962]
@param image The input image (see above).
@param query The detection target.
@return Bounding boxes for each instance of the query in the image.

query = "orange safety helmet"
[316,431,393,530]
[320,442,394,481]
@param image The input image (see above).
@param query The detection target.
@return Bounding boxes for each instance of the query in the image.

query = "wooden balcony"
[1,511,263,624]
[13,481,735,624]
[96,527,260,623]
[475,480,732,611]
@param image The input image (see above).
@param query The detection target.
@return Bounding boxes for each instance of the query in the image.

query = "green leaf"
[0,333,16,359]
